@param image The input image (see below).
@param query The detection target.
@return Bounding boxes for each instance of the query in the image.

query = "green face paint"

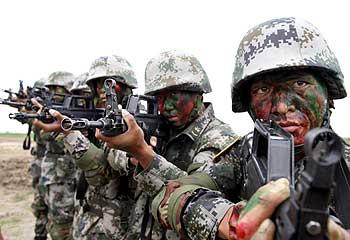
[249,70,328,145]
[48,86,69,103]
[156,91,203,128]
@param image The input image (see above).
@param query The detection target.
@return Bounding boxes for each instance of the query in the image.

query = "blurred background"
[0,0,349,137]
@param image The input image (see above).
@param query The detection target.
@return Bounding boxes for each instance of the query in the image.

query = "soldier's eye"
[256,86,269,94]
[293,80,308,88]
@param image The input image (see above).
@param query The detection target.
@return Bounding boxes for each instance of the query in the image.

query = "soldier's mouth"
[278,121,301,133]
[167,116,179,122]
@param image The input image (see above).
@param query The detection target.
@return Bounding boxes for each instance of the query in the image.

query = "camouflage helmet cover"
[33,77,46,88]
[144,50,212,95]
[70,72,91,93]
[232,17,346,112]
[45,71,74,91]
[87,55,138,89]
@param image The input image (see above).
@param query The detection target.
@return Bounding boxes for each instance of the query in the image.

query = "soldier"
[29,78,49,240]
[35,55,141,239]
[96,50,239,239]
[97,19,350,239]
[33,71,78,240]
[70,72,91,96]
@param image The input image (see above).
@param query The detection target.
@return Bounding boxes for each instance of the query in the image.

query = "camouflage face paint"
[156,91,202,128]
[48,86,69,103]
[94,78,130,108]
[94,78,107,108]
[249,71,328,145]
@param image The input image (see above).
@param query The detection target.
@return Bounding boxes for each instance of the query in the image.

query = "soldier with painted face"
[155,18,350,239]
[30,78,50,240]
[32,71,78,240]
[99,20,350,239]
[53,55,141,240]
[96,50,239,239]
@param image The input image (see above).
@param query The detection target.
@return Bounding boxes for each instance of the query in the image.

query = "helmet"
[232,17,346,112]
[70,72,91,93]
[144,50,212,95]
[45,71,74,91]
[33,77,46,88]
[86,55,137,89]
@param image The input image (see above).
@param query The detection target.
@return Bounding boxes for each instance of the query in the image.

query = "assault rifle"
[0,80,26,100]
[0,85,52,111]
[9,95,104,124]
[241,119,343,239]
[61,79,167,153]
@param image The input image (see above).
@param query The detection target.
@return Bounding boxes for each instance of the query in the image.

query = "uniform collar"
[169,103,215,143]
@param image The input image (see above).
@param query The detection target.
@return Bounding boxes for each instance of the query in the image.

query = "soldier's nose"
[271,93,295,115]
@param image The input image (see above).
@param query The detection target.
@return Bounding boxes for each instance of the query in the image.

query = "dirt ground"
[0,135,35,240]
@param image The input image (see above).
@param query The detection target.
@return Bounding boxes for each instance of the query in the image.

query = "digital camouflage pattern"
[39,132,77,240]
[179,139,350,240]
[136,104,238,196]
[145,50,212,95]
[33,77,47,88]
[45,71,75,91]
[63,131,142,240]
[70,72,91,94]
[232,17,347,112]
[87,55,138,89]
[156,17,350,239]
[134,103,239,239]
[30,126,48,240]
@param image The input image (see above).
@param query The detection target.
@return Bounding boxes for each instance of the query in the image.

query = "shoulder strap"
[22,124,32,150]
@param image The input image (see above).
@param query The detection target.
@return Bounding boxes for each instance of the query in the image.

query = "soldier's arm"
[63,131,111,186]
[147,152,242,239]
[134,121,240,198]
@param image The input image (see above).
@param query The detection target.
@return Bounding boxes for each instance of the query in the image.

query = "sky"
[0,0,349,137]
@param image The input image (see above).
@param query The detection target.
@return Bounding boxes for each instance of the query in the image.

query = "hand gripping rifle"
[61,79,167,153]
[241,119,343,239]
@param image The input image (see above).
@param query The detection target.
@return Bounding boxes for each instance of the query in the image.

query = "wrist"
[133,144,155,169]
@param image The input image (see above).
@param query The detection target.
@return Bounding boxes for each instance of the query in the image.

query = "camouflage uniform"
[63,55,140,240]
[64,132,139,240]
[39,71,77,240]
[147,18,350,239]
[30,125,49,240]
[133,50,239,239]
[29,79,49,240]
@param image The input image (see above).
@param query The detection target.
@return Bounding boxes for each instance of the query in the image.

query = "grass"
[0,216,21,226]
[0,132,27,139]
[13,191,31,203]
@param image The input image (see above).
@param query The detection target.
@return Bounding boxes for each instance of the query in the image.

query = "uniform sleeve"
[63,131,111,186]
[134,154,188,197]
[150,149,242,239]
[182,189,234,240]
[107,149,130,176]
